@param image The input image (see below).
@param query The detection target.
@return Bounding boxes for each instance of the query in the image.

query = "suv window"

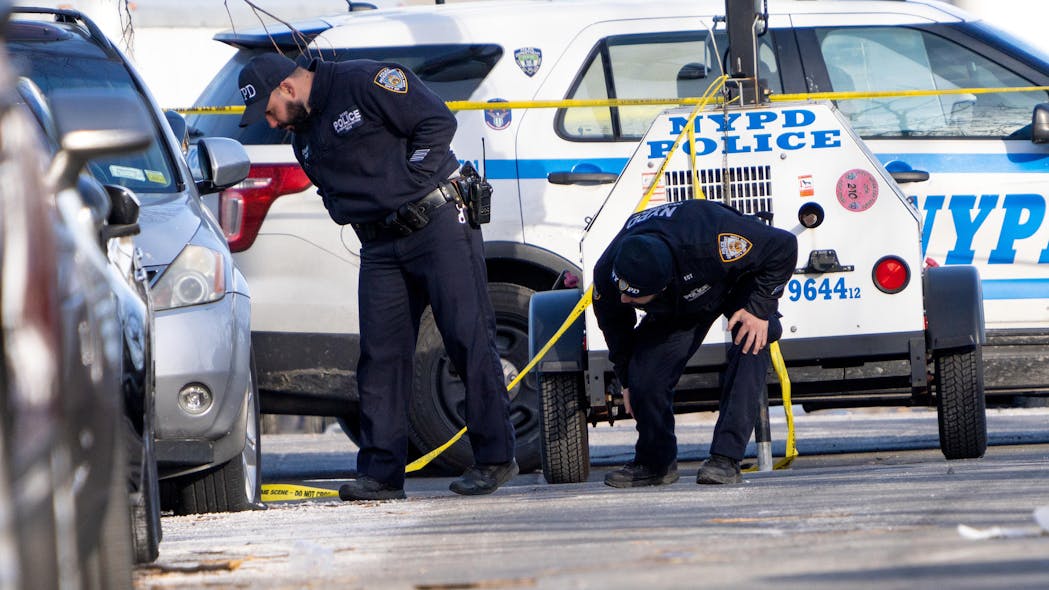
[814,26,1049,138]
[558,31,783,141]
[7,43,179,194]
[191,44,503,144]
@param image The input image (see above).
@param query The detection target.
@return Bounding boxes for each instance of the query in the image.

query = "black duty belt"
[352,179,461,242]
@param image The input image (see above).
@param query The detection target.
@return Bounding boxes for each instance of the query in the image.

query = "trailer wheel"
[935,346,987,459]
[539,372,590,484]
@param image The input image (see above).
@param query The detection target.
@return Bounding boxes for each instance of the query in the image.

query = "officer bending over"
[593,199,798,487]
[237,53,518,500]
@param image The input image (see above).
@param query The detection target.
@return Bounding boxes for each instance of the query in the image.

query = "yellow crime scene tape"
[261,483,339,503]
[172,84,1049,116]
[248,81,1048,500]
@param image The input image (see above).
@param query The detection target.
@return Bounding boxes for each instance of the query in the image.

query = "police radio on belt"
[455,159,492,229]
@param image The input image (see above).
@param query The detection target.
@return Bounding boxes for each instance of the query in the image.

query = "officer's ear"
[277,79,297,99]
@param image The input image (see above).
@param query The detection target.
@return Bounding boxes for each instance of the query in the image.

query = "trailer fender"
[924,265,986,352]
[528,289,585,373]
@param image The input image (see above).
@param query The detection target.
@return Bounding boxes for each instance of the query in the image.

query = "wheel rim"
[241,380,259,503]
[433,312,539,441]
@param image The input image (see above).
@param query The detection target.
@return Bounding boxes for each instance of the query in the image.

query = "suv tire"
[408,282,540,474]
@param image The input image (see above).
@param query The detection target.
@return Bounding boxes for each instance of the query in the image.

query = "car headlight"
[151,245,226,311]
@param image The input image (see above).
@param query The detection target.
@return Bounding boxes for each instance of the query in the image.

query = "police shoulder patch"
[718,233,752,262]
[374,67,408,93]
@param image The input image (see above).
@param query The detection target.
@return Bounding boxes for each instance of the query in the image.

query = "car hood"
[134,192,203,267]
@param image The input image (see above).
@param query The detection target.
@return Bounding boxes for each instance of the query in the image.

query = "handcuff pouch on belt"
[388,200,430,234]
[454,161,492,229]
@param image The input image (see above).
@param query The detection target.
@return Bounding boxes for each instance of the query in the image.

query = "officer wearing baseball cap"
[237,52,518,501]
[593,198,797,487]
[237,53,297,128]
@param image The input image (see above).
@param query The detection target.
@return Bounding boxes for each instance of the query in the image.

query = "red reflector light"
[220,164,313,252]
[872,256,910,294]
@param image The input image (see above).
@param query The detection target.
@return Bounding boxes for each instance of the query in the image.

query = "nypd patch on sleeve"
[718,233,753,262]
[374,67,408,93]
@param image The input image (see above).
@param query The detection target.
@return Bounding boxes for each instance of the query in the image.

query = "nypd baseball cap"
[613,234,673,298]
[238,53,297,128]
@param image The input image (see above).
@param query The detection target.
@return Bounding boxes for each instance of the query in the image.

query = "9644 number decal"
[787,277,861,302]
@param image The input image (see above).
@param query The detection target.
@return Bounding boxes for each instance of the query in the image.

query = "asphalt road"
[134,408,1049,589]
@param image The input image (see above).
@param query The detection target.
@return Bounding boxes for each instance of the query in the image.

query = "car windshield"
[190,44,502,144]
[6,44,179,195]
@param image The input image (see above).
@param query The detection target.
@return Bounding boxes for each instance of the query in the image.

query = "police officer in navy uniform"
[593,198,797,487]
[237,53,518,500]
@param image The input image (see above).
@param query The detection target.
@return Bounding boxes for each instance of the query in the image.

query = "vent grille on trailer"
[662,165,773,217]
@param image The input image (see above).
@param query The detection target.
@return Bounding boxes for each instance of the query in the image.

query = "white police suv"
[189,0,1049,474]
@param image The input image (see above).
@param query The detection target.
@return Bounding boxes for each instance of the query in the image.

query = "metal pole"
[755,385,773,471]
[723,0,767,105]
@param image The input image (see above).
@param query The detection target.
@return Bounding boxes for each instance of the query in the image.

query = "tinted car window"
[7,39,178,194]
[814,26,1049,138]
[559,30,783,141]
[191,44,503,144]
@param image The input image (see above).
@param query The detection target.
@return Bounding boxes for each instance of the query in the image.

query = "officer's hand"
[727,308,768,355]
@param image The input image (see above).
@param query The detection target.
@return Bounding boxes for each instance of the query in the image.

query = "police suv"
[189,0,1049,474]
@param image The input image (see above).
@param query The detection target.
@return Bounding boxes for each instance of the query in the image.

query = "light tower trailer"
[528,0,987,484]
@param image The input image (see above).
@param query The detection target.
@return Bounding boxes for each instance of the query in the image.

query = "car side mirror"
[47,90,153,190]
[76,173,111,231]
[193,137,250,195]
[1032,103,1049,144]
[102,184,141,240]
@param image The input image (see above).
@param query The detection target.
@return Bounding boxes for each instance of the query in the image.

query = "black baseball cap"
[238,53,297,127]
[613,235,673,298]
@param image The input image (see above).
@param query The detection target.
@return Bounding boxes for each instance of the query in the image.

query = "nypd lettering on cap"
[618,278,641,296]
[374,67,408,93]
[718,233,752,262]
[513,47,542,77]
[240,84,257,101]
[611,270,640,296]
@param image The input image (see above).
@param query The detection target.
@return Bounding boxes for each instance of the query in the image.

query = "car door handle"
[890,169,930,184]
[547,172,618,185]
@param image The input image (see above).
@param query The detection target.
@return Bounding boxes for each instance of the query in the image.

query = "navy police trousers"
[355,202,515,488]
[627,313,783,470]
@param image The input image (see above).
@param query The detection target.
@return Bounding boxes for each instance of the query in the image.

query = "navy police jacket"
[593,199,798,385]
[291,59,459,225]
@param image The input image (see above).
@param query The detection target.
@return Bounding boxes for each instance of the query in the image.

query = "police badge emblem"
[484,98,511,130]
[374,67,408,93]
[513,47,542,77]
[718,233,753,262]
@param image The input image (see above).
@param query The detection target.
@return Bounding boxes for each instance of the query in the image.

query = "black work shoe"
[338,476,406,501]
[695,454,742,485]
[449,459,519,496]
[604,461,679,488]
